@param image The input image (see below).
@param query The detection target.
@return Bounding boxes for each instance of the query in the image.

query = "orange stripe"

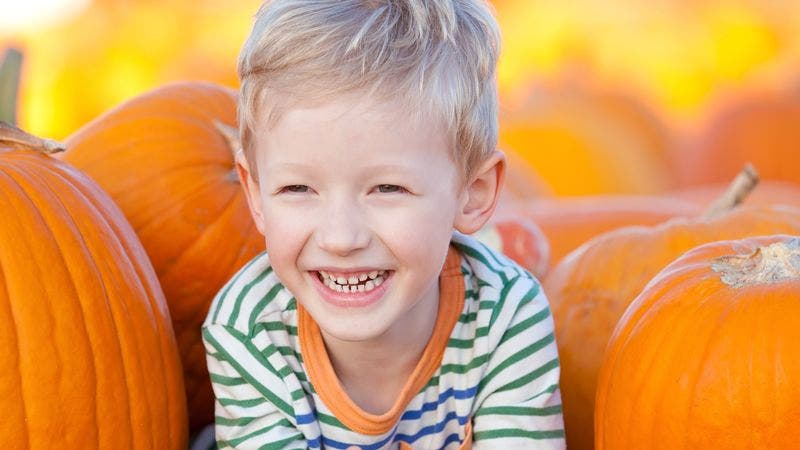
[299,245,464,435]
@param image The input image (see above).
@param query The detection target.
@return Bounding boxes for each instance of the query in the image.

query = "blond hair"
[238,0,500,181]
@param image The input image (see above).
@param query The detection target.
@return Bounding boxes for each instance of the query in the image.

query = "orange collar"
[298,245,464,435]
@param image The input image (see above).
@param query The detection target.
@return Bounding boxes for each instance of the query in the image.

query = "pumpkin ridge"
[0,241,31,449]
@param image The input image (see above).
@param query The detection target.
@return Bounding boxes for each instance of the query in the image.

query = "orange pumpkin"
[61,82,264,432]
[516,195,701,268]
[676,88,800,187]
[499,81,675,196]
[596,235,800,449]
[0,124,187,448]
[544,192,800,450]
[474,215,550,279]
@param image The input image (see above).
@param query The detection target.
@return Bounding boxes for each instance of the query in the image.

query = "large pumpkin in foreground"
[61,82,264,431]
[0,125,187,448]
[544,202,800,450]
[596,235,800,449]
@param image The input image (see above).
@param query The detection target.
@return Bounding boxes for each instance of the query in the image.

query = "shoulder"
[451,232,552,340]
[203,251,297,333]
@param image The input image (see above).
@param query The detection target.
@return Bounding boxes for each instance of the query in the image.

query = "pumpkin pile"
[4,52,800,449]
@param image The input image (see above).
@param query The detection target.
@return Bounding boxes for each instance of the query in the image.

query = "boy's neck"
[321,291,440,416]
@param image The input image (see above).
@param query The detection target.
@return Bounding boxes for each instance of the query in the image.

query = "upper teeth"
[319,270,387,293]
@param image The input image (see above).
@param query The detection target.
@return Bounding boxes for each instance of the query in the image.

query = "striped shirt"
[203,232,565,449]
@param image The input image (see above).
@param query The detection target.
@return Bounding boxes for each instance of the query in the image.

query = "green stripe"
[247,281,282,329]
[318,412,348,430]
[493,358,560,395]
[257,432,306,450]
[491,277,532,328]
[439,353,490,375]
[226,417,297,447]
[261,321,298,336]
[497,307,551,348]
[211,253,265,322]
[228,267,273,327]
[458,311,477,324]
[474,428,565,441]
[218,397,266,408]
[474,404,562,417]
[446,338,473,349]
[475,240,511,279]
[477,333,555,397]
[452,242,509,284]
[210,373,246,386]
[204,328,295,416]
[216,415,258,426]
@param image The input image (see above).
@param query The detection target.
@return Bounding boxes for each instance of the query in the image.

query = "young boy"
[202,1,564,448]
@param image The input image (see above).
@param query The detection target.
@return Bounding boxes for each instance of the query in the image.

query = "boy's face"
[241,95,472,344]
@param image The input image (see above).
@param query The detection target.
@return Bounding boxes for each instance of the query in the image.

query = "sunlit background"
[2,0,799,195]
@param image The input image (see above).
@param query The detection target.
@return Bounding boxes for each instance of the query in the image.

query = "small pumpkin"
[544,168,800,450]
[596,235,800,449]
[0,124,187,448]
[473,215,550,279]
[61,82,264,432]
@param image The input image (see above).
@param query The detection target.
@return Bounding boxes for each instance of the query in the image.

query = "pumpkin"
[595,235,800,449]
[473,215,550,279]
[61,82,264,432]
[676,88,800,187]
[516,195,701,268]
[543,169,800,450]
[0,124,187,448]
[498,80,674,196]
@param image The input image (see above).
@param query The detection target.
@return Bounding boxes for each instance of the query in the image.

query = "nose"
[314,199,370,256]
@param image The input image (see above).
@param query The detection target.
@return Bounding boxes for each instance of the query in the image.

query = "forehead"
[253,94,457,168]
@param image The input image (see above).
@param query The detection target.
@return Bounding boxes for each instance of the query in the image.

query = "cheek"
[374,201,457,257]
[261,211,310,269]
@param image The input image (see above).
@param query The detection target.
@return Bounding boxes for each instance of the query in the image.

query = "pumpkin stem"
[712,237,800,288]
[213,120,241,183]
[702,163,759,220]
[0,121,65,154]
[0,48,23,125]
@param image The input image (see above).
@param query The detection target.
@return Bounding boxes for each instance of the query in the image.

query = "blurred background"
[2,0,799,196]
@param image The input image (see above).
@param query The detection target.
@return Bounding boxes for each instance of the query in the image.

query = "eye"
[375,184,406,194]
[278,185,310,194]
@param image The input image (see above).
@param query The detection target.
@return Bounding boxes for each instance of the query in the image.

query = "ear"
[454,150,506,234]
[235,151,267,236]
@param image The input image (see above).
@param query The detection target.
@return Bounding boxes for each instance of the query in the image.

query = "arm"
[471,278,566,450]
[204,323,309,450]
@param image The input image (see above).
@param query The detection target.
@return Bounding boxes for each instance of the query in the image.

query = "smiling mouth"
[316,270,389,293]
